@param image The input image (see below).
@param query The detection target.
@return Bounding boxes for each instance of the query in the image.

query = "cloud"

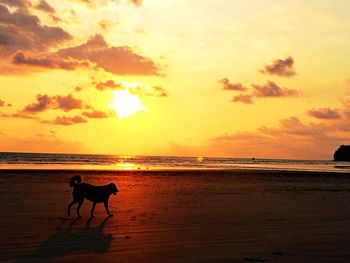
[12,51,90,70]
[22,94,52,113]
[260,56,296,77]
[228,81,300,104]
[252,81,299,97]
[0,133,85,153]
[308,108,341,120]
[99,20,116,31]
[152,86,167,97]
[82,110,110,118]
[94,79,168,96]
[54,94,83,112]
[57,34,159,75]
[272,117,325,136]
[53,115,87,125]
[232,94,253,104]
[218,78,247,91]
[0,4,72,56]
[129,84,168,97]
[35,0,55,13]
[205,116,348,159]
[50,14,62,23]
[0,0,31,8]
[95,80,122,91]
[129,0,142,6]
[21,94,83,114]
[0,112,40,119]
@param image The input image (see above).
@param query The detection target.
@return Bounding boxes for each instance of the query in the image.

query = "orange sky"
[1,0,350,159]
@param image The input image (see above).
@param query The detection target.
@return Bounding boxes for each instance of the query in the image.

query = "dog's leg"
[90,202,96,218]
[76,199,84,218]
[103,201,113,216]
[67,201,77,216]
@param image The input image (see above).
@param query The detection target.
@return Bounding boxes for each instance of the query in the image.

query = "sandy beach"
[1,169,350,262]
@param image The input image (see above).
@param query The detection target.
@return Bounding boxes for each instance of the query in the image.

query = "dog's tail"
[69,175,83,187]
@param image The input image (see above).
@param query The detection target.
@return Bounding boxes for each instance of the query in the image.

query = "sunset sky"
[1,0,350,159]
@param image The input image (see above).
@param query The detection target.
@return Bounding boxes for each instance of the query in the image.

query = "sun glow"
[110,90,146,119]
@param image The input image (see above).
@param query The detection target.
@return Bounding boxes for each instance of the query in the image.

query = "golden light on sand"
[110,90,146,119]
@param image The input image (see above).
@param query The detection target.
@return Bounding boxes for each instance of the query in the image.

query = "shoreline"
[1,166,350,177]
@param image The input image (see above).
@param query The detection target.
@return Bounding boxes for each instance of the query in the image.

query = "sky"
[0,0,350,159]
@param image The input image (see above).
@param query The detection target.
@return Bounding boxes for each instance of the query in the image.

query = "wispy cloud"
[53,115,87,125]
[308,108,341,119]
[82,110,110,118]
[232,94,253,104]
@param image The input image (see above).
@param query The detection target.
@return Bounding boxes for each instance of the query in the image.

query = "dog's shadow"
[16,216,113,262]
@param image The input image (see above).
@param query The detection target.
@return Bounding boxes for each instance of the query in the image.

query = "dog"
[68,175,118,218]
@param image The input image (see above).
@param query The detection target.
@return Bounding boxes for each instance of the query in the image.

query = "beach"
[1,169,350,262]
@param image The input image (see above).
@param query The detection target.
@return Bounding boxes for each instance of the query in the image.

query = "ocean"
[0,152,349,172]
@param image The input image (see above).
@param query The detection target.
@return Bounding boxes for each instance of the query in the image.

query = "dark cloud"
[95,80,122,91]
[0,0,31,8]
[260,56,296,77]
[12,51,90,70]
[57,34,159,75]
[54,94,83,112]
[232,94,253,104]
[82,110,110,118]
[228,81,300,104]
[308,108,341,120]
[252,81,299,97]
[53,115,87,125]
[22,94,52,113]
[36,0,55,13]
[218,78,247,91]
[21,94,83,114]
[0,4,72,56]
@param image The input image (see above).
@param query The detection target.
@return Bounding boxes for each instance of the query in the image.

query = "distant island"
[334,145,350,161]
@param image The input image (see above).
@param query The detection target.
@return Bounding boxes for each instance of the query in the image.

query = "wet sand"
[1,169,350,262]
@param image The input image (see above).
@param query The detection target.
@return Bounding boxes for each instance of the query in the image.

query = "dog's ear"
[109,183,118,194]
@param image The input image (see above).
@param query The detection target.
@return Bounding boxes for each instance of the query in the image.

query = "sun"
[109,90,146,119]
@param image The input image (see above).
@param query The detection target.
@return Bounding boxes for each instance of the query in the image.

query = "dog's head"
[109,183,119,195]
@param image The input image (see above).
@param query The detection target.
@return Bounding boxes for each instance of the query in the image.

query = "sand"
[1,169,350,262]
